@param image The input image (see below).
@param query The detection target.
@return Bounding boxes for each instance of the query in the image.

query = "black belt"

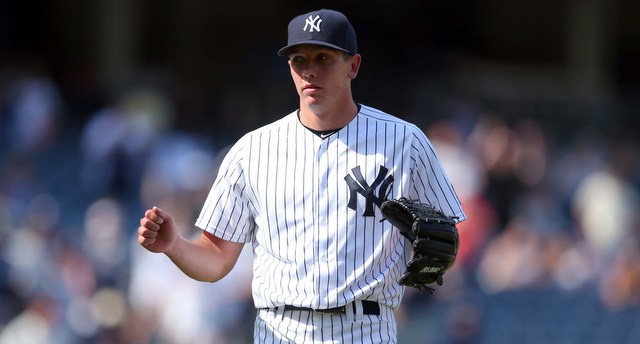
[261,300,380,315]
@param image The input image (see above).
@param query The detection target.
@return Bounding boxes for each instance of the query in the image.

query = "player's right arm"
[138,206,244,282]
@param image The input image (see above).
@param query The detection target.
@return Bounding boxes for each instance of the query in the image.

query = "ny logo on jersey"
[303,15,322,32]
[345,165,394,217]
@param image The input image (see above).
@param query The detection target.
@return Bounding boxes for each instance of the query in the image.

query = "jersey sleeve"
[195,141,256,243]
[409,127,467,223]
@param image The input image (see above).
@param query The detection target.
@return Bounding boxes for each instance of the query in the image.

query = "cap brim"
[277,40,352,56]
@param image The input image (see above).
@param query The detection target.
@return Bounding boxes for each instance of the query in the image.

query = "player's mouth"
[303,84,321,92]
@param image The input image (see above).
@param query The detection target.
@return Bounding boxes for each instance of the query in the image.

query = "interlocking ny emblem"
[345,166,394,217]
[304,15,322,32]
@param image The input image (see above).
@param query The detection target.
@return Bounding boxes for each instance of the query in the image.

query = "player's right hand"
[138,206,178,254]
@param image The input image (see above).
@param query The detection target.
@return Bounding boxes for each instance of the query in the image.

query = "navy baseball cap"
[277,9,358,56]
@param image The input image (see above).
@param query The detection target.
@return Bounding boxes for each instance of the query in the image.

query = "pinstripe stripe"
[195,104,465,341]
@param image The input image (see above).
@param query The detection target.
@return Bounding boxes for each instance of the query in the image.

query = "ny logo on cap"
[303,15,322,32]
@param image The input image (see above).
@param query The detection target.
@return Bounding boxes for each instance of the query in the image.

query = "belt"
[261,300,380,315]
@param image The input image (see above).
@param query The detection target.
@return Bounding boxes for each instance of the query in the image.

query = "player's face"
[288,45,360,112]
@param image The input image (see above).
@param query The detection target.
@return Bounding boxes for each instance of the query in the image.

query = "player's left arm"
[411,129,466,222]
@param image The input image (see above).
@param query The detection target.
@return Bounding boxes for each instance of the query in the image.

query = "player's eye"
[317,54,330,62]
[290,56,305,65]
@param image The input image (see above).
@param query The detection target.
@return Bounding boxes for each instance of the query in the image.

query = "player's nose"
[302,69,316,79]
[300,63,317,79]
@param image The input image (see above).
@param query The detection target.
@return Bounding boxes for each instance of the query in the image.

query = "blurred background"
[1,0,639,343]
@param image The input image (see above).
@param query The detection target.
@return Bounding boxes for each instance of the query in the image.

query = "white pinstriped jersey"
[195,104,465,312]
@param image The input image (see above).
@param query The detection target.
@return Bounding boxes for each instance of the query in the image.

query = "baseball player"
[137,9,466,343]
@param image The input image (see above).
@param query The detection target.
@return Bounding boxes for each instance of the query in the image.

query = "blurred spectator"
[79,86,174,199]
[1,63,65,153]
[572,163,639,260]
[0,295,55,344]
[138,133,219,209]
[2,193,60,300]
[599,240,640,310]
[83,198,129,286]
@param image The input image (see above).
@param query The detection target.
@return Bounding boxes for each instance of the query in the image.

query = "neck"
[299,99,359,131]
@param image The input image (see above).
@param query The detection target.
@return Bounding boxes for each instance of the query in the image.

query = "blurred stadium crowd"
[1,52,640,344]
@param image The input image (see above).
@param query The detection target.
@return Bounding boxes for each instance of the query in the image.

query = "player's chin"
[302,94,324,107]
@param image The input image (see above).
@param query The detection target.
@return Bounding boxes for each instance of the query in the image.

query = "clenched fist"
[138,206,178,254]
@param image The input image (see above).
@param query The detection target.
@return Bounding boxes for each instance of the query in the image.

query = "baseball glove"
[380,197,459,294]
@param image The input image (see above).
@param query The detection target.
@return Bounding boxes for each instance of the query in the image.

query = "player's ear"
[347,54,361,79]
